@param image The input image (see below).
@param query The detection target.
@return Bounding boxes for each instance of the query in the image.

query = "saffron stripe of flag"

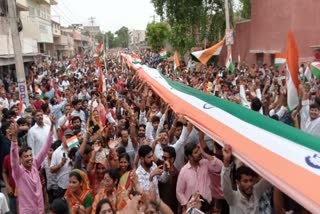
[173,51,180,75]
[286,32,300,111]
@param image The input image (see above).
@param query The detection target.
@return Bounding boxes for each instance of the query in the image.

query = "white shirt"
[58,115,69,130]
[118,137,137,165]
[221,166,271,214]
[145,113,165,141]
[9,99,19,108]
[27,123,53,157]
[136,162,169,195]
[300,100,320,137]
[0,97,9,109]
[0,192,9,214]
[154,126,188,168]
[50,145,73,189]
[71,109,86,129]
[41,157,58,190]
[61,80,70,88]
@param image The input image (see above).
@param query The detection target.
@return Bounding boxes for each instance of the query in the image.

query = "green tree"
[114,26,129,48]
[146,22,170,52]
[239,0,251,19]
[106,31,115,48]
[95,32,104,42]
[82,31,90,36]
[151,0,229,54]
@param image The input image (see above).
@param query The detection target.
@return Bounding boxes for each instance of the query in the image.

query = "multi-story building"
[82,25,100,41]
[129,30,146,49]
[55,26,74,58]
[20,0,57,56]
[0,0,38,77]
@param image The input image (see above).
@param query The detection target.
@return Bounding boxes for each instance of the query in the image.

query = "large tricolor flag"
[275,52,287,67]
[225,49,235,73]
[121,54,320,213]
[191,38,225,64]
[173,51,180,75]
[311,62,320,78]
[159,48,168,59]
[286,31,300,111]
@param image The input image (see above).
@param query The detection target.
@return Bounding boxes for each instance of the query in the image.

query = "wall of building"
[233,20,255,65]
[20,0,53,43]
[232,0,320,65]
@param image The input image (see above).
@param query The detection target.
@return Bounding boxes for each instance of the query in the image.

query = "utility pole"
[88,16,95,31]
[8,0,29,105]
[224,0,233,53]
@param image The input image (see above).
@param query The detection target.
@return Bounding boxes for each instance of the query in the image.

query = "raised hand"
[222,144,232,167]
[8,123,18,142]
[109,138,120,149]
[93,142,101,152]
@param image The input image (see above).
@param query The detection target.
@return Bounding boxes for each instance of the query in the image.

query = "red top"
[33,100,44,110]
[3,154,16,191]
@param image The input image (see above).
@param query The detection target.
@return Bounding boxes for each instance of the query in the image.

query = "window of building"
[29,7,35,16]
[256,53,264,65]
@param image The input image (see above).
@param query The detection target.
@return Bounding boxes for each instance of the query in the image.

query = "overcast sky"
[51,0,157,32]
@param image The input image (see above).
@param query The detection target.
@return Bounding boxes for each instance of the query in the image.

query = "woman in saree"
[86,108,104,141]
[65,169,93,214]
[91,168,120,214]
[116,152,141,210]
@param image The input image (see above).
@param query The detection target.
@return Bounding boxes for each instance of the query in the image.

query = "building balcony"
[16,0,29,11]
[55,45,73,51]
[54,35,68,46]
[33,0,57,5]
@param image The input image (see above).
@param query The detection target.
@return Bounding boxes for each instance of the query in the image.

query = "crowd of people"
[0,48,319,214]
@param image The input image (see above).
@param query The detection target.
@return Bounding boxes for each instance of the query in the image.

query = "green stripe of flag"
[159,72,320,152]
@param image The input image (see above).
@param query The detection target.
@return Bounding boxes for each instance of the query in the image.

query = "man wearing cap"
[50,129,74,198]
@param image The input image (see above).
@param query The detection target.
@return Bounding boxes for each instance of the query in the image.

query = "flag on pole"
[96,41,104,93]
[93,41,104,59]
[275,52,287,67]
[310,62,320,78]
[286,31,300,111]
[225,49,235,73]
[187,59,192,71]
[18,98,23,115]
[304,63,312,82]
[116,49,122,65]
[191,37,225,65]
[173,51,180,75]
[159,48,168,59]
[132,53,142,64]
